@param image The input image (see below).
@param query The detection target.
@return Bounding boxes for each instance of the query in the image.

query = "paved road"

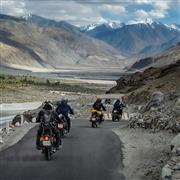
[0,120,125,180]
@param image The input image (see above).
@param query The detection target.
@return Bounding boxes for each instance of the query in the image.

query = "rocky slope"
[129,43,180,71]
[0,14,126,71]
[107,44,180,102]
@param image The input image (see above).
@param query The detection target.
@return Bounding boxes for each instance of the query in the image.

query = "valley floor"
[0,74,113,103]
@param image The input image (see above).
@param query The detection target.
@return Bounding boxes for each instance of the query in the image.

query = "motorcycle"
[40,121,57,160]
[112,110,122,122]
[58,115,69,137]
[90,109,103,128]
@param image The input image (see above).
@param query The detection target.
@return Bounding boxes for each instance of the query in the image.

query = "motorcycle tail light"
[44,136,49,141]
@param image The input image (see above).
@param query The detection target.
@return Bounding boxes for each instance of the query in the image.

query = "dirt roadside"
[113,126,174,180]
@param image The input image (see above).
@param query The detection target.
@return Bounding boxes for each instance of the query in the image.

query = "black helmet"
[43,101,53,110]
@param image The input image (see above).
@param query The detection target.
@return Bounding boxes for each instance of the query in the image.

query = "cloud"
[133,0,170,20]
[135,9,166,19]
[0,0,178,25]
[1,0,127,25]
[1,0,26,15]
[99,4,126,15]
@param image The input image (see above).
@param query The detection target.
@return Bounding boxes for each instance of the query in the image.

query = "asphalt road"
[0,120,125,180]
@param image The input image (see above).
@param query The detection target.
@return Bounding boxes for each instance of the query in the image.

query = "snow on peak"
[170,24,180,31]
[127,18,157,25]
[22,13,32,20]
[106,21,125,29]
[80,21,125,31]
[80,23,100,31]
[164,23,180,31]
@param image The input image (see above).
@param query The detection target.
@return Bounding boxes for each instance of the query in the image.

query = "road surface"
[0,120,125,180]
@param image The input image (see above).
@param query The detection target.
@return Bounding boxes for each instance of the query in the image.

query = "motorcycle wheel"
[91,121,97,128]
[45,148,51,160]
[91,122,95,128]
[60,130,64,138]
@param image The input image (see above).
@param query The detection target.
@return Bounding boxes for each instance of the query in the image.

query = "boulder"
[170,133,180,152]
[0,137,4,144]
[14,122,20,127]
[142,91,164,112]
[23,111,33,122]
[12,114,21,125]
[173,98,180,117]
[161,164,172,180]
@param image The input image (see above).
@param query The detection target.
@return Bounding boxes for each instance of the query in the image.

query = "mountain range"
[128,42,180,71]
[21,15,180,58]
[81,19,180,58]
[0,14,179,71]
[0,14,126,71]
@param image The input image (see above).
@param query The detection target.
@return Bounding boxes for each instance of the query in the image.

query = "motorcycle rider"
[56,98,74,133]
[113,96,126,117]
[92,98,106,122]
[36,101,63,150]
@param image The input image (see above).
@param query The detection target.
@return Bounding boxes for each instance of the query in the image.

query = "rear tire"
[45,148,51,160]
[60,130,64,138]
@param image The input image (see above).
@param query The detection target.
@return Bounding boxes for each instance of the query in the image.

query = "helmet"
[96,98,102,103]
[61,97,68,103]
[43,101,53,110]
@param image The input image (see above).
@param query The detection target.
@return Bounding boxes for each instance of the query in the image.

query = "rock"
[14,122,20,127]
[175,98,180,107]
[171,133,180,152]
[9,124,15,128]
[170,133,180,156]
[173,98,180,117]
[23,111,34,122]
[0,137,4,144]
[12,114,21,125]
[24,121,29,124]
[142,91,164,112]
[162,164,172,180]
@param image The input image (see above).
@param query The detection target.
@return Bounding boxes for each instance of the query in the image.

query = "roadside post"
[6,121,10,134]
[20,114,24,126]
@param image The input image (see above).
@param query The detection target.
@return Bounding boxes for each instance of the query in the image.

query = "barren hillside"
[0,16,126,71]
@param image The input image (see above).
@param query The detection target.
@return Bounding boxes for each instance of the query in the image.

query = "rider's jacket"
[56,100,74,117]
[93,101,106,111]
[36,110,62,124]
[113,100,126,111]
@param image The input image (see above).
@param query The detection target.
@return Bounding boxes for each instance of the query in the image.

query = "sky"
[0,0,180,26]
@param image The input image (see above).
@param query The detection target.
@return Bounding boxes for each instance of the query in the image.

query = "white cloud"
[133,0,170,21]
[135,9,166,20]
[1,0,26,15]
[0,0,178,25]
[99,4,126,15]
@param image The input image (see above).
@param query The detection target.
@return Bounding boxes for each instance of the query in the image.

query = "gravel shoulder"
[0,123,36,151]
[113,126,174,180]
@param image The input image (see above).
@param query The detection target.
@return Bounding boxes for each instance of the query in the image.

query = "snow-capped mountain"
[81,19,180,57]
[80,21,125,32]
[22,13,32,21]
[168,24,180,31]
[127,18,155,25]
